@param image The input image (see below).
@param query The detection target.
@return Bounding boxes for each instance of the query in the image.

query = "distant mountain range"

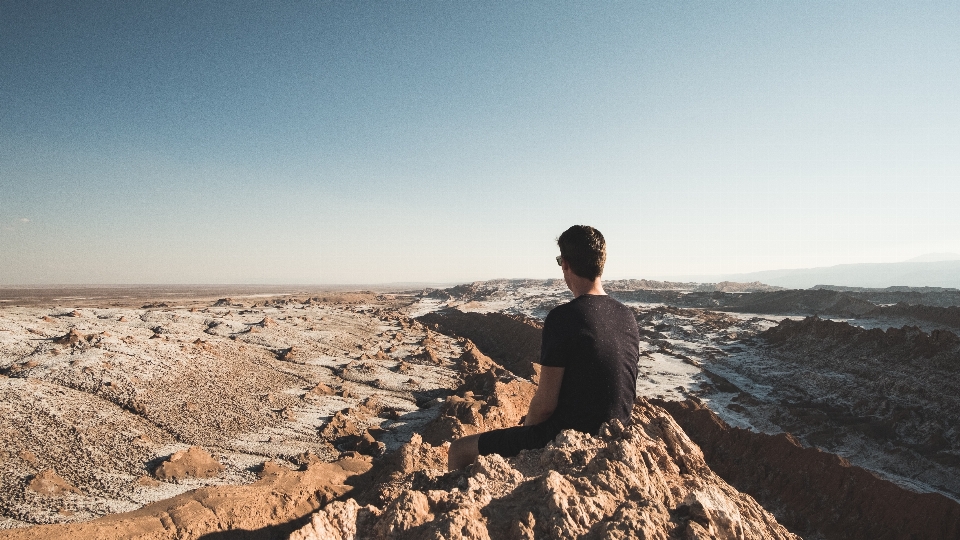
[717,259,960,289]
[904,253,960,263]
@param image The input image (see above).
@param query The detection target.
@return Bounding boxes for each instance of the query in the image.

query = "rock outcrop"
[291,400,798,540]
[290,345,797,539]
[152,446,224,483]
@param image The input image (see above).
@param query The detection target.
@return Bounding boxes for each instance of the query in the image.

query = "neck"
[568,277,605,298]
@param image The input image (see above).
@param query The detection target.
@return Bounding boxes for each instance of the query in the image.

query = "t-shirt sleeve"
[539,311,571,368]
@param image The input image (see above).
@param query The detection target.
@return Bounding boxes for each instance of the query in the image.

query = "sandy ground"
[0,292,460,528]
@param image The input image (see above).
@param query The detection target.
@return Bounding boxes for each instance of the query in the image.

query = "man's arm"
[523,365,564,426]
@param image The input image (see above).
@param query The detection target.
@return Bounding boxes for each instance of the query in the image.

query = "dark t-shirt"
[539,294,640,435]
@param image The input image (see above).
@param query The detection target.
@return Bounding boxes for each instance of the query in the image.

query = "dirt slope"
[658,399,960,540]
[416,310,542,380]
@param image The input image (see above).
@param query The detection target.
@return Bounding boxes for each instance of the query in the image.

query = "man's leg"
[450,423,562,471]
[447,433,481,471]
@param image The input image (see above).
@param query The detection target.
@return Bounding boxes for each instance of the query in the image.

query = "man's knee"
[448,433,481,471]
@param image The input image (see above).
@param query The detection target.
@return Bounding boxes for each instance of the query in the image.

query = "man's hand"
[523,366,564,426]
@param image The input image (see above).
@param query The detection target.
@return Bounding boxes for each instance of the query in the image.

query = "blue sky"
[2,1,959,284]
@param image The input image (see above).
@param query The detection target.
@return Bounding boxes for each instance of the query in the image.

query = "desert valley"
[0,280,958,539]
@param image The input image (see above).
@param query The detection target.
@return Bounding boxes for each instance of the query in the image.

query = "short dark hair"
[557,225,606,280]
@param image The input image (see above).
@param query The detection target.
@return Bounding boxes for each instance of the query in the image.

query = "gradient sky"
[2,1,959,284]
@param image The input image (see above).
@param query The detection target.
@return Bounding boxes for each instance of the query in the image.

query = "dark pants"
[476,420,563,458]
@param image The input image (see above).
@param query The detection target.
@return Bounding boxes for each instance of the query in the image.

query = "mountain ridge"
[663,260,960,289]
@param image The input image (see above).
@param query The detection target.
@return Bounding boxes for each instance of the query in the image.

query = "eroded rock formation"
[658,399,960,540]
[287,347,798,539]
[292,400,797,540]
[0,456,372,540]
[152,447,224,483]
[417,310,542,380]
[419,342,536,445]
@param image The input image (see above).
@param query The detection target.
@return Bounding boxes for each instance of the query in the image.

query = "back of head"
[557,225,606,280]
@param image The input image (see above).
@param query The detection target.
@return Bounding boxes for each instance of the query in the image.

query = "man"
[448,225,640,470]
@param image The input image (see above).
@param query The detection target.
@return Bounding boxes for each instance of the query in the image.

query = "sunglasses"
[556,255,563,266]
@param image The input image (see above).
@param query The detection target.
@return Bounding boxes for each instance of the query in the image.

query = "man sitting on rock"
[448,225,640,470]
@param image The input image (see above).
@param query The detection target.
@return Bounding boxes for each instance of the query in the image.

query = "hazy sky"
[2,1,959,284]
